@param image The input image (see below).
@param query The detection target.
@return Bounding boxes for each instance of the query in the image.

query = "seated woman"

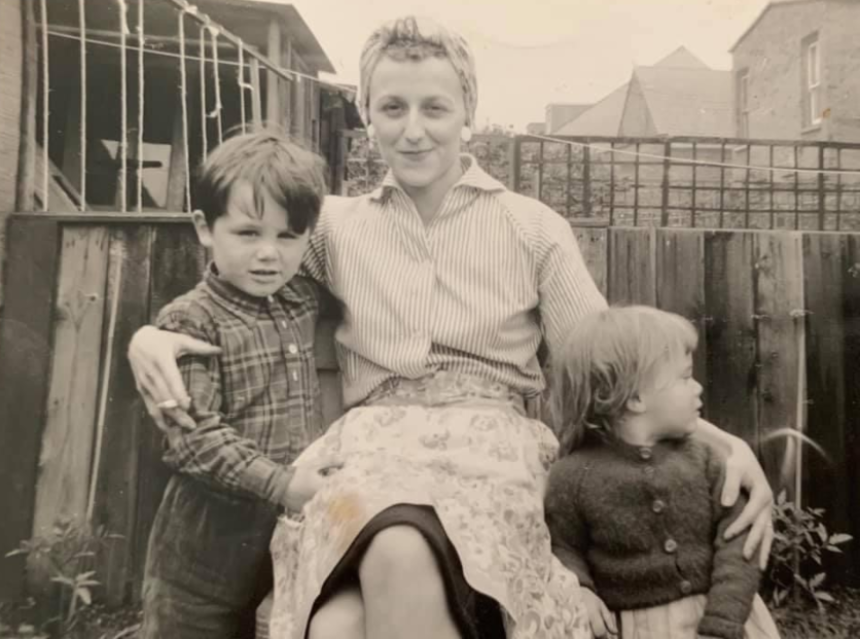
[129,16,774,639]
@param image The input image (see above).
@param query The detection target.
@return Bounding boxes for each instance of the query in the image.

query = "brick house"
[731,0,860,142]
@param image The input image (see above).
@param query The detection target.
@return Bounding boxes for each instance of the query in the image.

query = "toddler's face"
[193,180,310,298]
[638,352,703,441]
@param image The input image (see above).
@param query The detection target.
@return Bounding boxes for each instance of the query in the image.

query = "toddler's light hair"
[550,305,698,457]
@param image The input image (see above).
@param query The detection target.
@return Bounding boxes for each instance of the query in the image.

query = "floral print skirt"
[268,371,591,639]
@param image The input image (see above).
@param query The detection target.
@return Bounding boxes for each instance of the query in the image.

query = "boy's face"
[638,352,703,441]
[192,180,310,298]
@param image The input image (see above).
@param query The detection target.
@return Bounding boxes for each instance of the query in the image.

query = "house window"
[804,35,822,126]
[738,70,750,138]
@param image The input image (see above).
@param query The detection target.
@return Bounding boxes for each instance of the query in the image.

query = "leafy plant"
[4,518,121,637]
[765,490,853,610]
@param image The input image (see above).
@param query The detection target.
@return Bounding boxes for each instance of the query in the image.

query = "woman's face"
[368,55,467,195]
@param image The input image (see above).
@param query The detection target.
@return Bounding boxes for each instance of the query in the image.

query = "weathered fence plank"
[753,232,804,493]
[91,226,154,605]
[131,222,205,600]
[0,217,59,600]
[608,226,655,305]
[803,232,853,580]
[703,231,758,443]
[839,234,860,582]
[572,226,608,296]
[31,227,110,546]
[655,229,708,410]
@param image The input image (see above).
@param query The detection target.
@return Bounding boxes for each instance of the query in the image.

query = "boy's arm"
[156,305,296,509]
[544,462,595,590]
[698,451,762,639]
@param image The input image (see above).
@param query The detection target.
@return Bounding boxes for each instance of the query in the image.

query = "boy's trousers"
[140,474,280,639]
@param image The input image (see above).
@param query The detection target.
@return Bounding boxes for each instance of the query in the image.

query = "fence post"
[582,143,592,218]
[817,144,826,230]
[660,140,671,226]
[508,135,521,193]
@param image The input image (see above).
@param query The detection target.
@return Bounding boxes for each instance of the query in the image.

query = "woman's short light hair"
[549,305,699,456]
[358,16,477,127]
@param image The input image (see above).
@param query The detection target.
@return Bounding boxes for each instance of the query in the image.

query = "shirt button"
[639,448,652,460]
[652,499,666,513]
[281,320,287,328]
[664,539,678,554]
[288,343,298,354]
[680,580,693,595]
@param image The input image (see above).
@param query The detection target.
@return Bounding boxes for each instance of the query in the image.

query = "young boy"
[140,130,335,639]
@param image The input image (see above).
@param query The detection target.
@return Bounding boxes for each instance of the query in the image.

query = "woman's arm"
[128,325,221,430]
[694,418,774,569]
[698,455,762,639]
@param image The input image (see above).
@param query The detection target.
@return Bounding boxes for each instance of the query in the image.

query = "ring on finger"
[157,399,179,410]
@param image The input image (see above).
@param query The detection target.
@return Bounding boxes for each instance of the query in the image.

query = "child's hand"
[283,459,343,512]
[582,588,617,637]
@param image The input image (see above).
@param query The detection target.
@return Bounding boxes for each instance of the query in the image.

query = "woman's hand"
[582,588,617,637]
[720,438,775,570]
[127,325,221,431]
[284,460,343,513]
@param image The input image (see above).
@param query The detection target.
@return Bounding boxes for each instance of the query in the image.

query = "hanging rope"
[118,0,129,213]
[78,0,87,210]
[136,0,145,212]
[237,39,246,134]
[87,0,130,523]
[39,0,49,211]
[209,25,223,144]
[178,9,192,212]
[199,24,208,159]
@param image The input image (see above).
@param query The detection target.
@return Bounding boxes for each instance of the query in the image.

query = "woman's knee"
[359,525,441,588]
[307,587,364,639]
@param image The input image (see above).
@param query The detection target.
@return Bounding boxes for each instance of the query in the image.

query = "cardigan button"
[664,538,678,553]
[680,580,693,595]
[288,343,299,354]
[639,448,653,460]
[652,499,666,513]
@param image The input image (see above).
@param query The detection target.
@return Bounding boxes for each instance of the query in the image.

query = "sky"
[266,0,772,131]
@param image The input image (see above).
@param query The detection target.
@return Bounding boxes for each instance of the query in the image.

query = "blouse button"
[664,539,678,554]
[639,448,653,461]
[288,343,298,354]
[680,580,693,595]
[652,499,666,514]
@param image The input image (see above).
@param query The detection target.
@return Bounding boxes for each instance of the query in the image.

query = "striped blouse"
[302,155,608,408]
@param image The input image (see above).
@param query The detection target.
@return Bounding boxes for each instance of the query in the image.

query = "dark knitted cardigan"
[544,435,761,639]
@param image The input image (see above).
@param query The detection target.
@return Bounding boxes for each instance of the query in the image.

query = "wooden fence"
[1,214,859,603]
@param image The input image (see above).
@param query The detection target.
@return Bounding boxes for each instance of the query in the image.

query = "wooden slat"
[839,234,860,581]
[703,231,758,443]
[803,232,853,580]
[30,226,110,585]
[753,231,804,493]
[607,227,655,305]
[90,226,153,605]
[572,226,608,297]
[656,229,708,411]
[0,217,59,600]
[131,223,206,600]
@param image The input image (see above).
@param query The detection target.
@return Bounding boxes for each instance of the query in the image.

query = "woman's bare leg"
[358,526,461,639]
[307,585,365,639]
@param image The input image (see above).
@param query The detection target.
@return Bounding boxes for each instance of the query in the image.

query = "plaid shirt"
[156,265,324,508]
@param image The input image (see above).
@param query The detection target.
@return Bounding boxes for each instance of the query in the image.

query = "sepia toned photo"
[0,1,858,638]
